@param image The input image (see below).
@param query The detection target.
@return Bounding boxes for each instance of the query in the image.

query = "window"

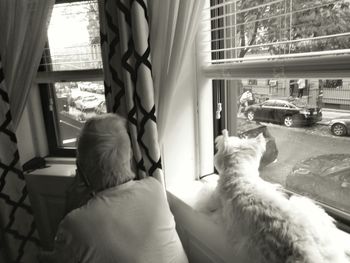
[269,79,278,86]
[324,79,343,89]
[203,0,350,227]
[248,79,257,85]
[38,0,105,156]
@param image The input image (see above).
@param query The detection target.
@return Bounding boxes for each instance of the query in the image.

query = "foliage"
[324,79,343,88]
[85,2,100,45]
[215,0,350,58]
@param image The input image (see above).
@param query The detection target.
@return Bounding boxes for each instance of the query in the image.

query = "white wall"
[16,84,49,165]
[16,105,36,164]
[162,43,198,187]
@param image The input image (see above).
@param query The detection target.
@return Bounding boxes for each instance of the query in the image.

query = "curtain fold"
[99,0,163,184]
[0,1,54,262]
[0,0,54,130]
[148,0,205,143]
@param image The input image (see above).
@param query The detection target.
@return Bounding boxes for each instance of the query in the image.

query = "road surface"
[260,124,350,185]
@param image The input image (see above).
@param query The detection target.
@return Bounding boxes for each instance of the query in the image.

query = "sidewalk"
[318,108,350,125]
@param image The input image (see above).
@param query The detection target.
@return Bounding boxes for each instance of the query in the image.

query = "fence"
[246,84,350,110]
[322,88,350,110]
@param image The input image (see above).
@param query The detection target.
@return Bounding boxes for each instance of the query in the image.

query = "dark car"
[329,118,350,136]
[238,125,278,169]
[286,154,350,213]
[244,99,322,127]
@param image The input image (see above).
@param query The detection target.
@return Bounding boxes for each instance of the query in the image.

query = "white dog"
[210,129,350,263]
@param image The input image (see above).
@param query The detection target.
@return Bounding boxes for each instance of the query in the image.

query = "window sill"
[167,175,240,263]
[167,174,350,263]
[45,157,76,165]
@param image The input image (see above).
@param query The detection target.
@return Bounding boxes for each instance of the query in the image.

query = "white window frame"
[196,0,350,232]
[37,0,104,157]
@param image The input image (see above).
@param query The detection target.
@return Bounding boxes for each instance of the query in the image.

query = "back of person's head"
[77,113,136,191]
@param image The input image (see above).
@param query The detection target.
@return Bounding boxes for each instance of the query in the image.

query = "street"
[260,124,350,185]
[55,87,106,147]
[58,113,83,147]
[250,123,350,214]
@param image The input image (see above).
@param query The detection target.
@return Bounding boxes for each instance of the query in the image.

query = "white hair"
[77,113,136,191]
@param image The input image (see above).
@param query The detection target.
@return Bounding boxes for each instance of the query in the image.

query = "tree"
[85,2,100,45]
[215,0,350,59]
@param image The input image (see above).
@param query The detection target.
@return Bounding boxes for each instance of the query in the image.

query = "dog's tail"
[289,196,350,262]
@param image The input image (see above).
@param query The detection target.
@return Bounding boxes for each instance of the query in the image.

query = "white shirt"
[41,177,188,263]
[297,79,306,89]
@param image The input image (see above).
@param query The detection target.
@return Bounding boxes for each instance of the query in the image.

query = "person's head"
[76,113,136,191]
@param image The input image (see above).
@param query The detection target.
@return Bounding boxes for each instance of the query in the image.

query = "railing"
[323,88,350,106]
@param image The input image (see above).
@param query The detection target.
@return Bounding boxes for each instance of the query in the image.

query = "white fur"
[210,129,350,263]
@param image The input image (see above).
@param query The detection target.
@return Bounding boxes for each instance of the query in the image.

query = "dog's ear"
[215,129,229,152]
[255,133,266,151]
[222,129,229,138]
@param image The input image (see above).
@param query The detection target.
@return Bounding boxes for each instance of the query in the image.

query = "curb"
[317,121,330,126]
[323,108,350,114]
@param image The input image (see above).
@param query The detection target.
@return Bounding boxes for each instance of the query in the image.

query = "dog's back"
[219,174,323,263]
[214,131,350,263]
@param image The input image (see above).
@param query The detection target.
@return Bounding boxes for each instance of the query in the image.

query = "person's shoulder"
[59,207,86,231]
[58,204,100,244]
[132,177,167,201]
[137,177,163,190]
[60,197,101,229]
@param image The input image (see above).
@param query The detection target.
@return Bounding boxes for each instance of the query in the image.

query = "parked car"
[238,125,278,169]
[329,118,350,136]
[55,85,71,98]
[94,101,106,115]
[287,153,350,213]
[75,96,101,111]
[95,85,105,94]
[244,99,322,127]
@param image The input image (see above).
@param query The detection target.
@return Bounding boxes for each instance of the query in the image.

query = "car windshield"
[263,101,275,106]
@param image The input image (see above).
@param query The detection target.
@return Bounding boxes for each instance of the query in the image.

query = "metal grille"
[40,0,102,71]
[205,0,350,64]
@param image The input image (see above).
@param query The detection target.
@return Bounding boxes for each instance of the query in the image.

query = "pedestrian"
[39,113,188,263]
[238,90,253,114]
[289,80,296,97]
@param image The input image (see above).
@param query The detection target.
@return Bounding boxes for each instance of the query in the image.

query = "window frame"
[38,69,103,157]
[207,79,350,232]
[37,0,104,157]
[197,0,350,232]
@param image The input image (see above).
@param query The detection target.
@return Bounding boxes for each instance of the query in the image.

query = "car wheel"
[247,110,255,121]
[283,116,293,127]
[331,123,347,136]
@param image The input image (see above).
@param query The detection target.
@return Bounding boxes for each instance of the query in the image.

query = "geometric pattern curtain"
[99,0,164,184]
[0,56,40,263]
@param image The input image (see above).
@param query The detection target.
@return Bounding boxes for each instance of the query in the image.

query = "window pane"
[217,78,350,214]
[43,1,102,71]
[208,0,350,63]
[53,81,106,148]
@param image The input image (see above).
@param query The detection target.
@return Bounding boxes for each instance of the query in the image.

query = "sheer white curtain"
[148,0,204,142]
[0,1,54,262]
[0,0,54,129]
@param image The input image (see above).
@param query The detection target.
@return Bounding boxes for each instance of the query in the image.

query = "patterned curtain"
[0,57,39,263]
[0,1,54,262]
[99,0,163,184]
